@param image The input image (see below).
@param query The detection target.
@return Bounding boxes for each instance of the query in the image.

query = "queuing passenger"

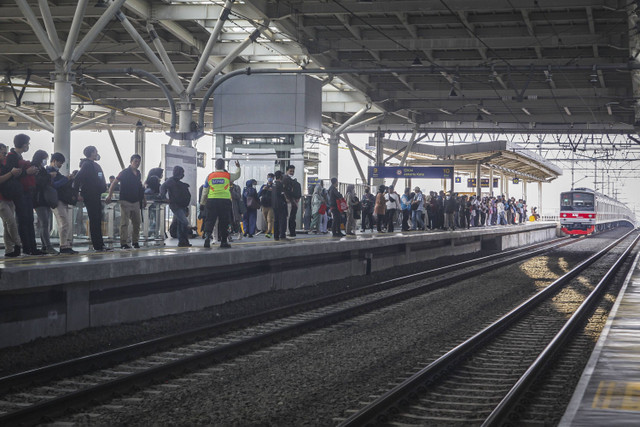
[444,192,457,231]
[106,154,144,249]
[160,165,192,247]
[202,159,241,249]
[400,187,411,231]
[242,179,258,237]
[320,182,329,234]
[0,143,23,257]
[229,181,245,241]
[48,153,78,254]
[345,184,357,235]
[273,170,288,241]
[144,168,163,195]
[384,185,400,233]
[32,150,57,254]
[374,185,386,232]
[310,183,323,234]
[74,146,111,251]
[360,187,375,232]
[283,164,300,237]
[108,175,120,192]
[5,134,41,255]
[328,177,344,237]
[412,187,425,230]
[258,173,275,238]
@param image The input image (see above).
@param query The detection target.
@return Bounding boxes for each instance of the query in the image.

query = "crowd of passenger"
[0,133,538,256]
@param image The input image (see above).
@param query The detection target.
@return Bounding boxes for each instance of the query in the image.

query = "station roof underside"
[0,0,639,137]
[382,140,563,182]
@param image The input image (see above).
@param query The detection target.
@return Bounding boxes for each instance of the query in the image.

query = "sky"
[1,129,638,219]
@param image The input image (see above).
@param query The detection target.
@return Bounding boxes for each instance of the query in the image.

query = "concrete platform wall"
[0,223,556,348]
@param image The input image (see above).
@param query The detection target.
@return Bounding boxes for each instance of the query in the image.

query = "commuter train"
[559,188,635,235]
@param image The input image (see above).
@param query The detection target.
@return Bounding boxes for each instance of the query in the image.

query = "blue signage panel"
[467,178,477,188]
[513,178,520,184]
[494,178,499,188]
[307,176,320,186]
[480,178,490,188]
[455,177,462,183]
[368,166,453,179]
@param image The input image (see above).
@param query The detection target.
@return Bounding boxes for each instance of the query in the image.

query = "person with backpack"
[47,152,78,254]
[160,166,192,247]
[359,186,375,232]
[400,187,412,231]
[282,164,301,237]
[411,187,425,230]
[258,173,275,238]
[0,143,23,257]
[242,179,259,237]
[345,184,359,235]
[4,134,42,255]
[32,149,58,254]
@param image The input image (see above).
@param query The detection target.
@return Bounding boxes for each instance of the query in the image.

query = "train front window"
[561,192,594,211]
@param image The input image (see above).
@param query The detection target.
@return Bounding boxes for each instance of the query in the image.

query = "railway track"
[0,236,580,425]
[338,229,639,426]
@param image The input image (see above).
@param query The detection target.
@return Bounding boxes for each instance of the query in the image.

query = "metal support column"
[135,121,146,178]
[476,162,481,198]
[372,128,385,187]
[329,135,339,179]
[489,167,494,197]
[53,71,74,175]
[523,180,527,201]
[178,96,195,148]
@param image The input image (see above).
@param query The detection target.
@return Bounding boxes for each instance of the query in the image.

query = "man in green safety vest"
[200,158,241,249]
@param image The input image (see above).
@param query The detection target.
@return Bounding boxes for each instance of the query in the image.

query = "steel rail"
[0,238,576,425]
[338,229,637,426]
[0,237,570,394]
[483,231,640,426]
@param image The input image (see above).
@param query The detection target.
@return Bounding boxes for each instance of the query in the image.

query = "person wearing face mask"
[74,145,111,251]
[32,149,58,254]
[242,179,259,237]
[47,152,78,254]
[160,165,192,247]
[4,134,41,255]
[258,173,275,238]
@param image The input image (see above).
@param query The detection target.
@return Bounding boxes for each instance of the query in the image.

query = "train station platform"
[560,253,640,426]
[0,222,557,349]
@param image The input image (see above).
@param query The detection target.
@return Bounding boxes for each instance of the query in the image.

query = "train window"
[561,192,594,211]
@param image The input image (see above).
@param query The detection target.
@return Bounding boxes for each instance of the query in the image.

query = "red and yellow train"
[560,188,635,235]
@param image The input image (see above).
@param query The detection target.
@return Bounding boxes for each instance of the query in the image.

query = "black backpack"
[260,186,272,207]
[292,179,302,199]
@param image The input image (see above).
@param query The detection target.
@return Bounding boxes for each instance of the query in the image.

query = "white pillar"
[53,71,73,175]
[538,181,543,215]
[329,135,339,179]
[135,122,146,178]
[523,180,527,201]
[476,162,481,197]
[178,97,194,148]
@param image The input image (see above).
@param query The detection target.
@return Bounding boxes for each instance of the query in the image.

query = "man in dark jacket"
[106,154,145,249]
[273,170,288,241]
[160,165,192,247]
[360,186,375,232]
[242,179,258,237]
[47,152,78,254]
[4,134,41,255]
[444,192,457,231]
[73,145,111,251]
[328,177,345,237]
[282,164,300,237]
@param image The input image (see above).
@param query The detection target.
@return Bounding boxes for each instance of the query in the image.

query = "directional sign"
[513,177,520,184]
[368,166,453,179]
[455,177,462,183]
[467,178,477,187]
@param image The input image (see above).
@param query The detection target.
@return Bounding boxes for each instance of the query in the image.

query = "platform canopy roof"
[381,139,563,182]
[0,0,639,136]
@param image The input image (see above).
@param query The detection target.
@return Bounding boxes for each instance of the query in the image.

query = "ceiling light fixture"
[479,108,491,115]
[607,104,613,115]
[590,65,599,85]
[438,108,453,115]
[411,56,423,66]
[564,106,572,116]
[521,107,531,116]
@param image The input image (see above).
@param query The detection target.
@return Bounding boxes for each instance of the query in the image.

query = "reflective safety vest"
[206,171,231,199]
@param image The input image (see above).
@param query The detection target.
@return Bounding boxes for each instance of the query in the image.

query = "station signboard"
[467,178,477,187]
[307,176,320,186]
[513,177,520,184]
[368,166,453,179]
